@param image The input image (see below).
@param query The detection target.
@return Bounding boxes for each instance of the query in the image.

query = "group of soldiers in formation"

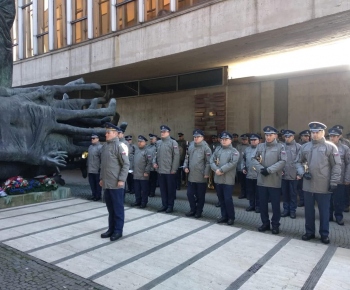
[87,121,349,244]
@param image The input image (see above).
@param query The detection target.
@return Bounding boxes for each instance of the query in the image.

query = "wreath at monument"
[1,176,58,195]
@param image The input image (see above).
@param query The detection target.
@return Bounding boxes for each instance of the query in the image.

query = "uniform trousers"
[344,185,350,210]
[281,179,298,213]
[159,173,176,209]
[297,179,304,204]
[304,191,331,237]
[246,178,259,209]
[187,181,207,214]
[88,173,102,199]
[134,179,149,205]
[258,186,281,228]
[127,173,134,192]
[216,184,235,220]
[237,171,246,196]
[104,188,125,234]
[330,184,345,221]
[149,171,158,195]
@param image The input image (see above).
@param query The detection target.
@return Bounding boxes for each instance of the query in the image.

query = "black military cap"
[193,129,204,137]
[220,131,233,139]
[160,125,171,132]
[178,132,184,137]
[105,122,120,131]
[211,135,218,138]
[91,132,99,139]
[249,134,260,140]
[309,122,327,132]
[149,133,158,139]
[232,133,239,138]
[299,130,310,136]
[283,130,295,136]
[240,134,249,139]
[263,126,278,134]
[329,128,342,136]
[138,135,148,142]
[125,135,133,141]
[332,125,344,130]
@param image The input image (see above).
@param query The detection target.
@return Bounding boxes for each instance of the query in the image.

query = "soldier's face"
[160,130,170,138]
[106,130,118,141]
[311,130,325,140]
[250,139,259,145]
[220,138,232,146]
[118,132,124,139]
[265,133,276,143]
[301,135,310,142]
[329,135,340,144]
[194,136,204,144]
[127,140,132,144]
[150,137,157,144]
[91,137,99,144]
[138,140,146,148]
[241,138,249,144]
[284,135,294,143]
[212,137,217,142]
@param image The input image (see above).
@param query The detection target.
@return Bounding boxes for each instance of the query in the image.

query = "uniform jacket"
[100,137,130,189]
[153,136,180,174]
[282,140,301,180]
[241,145,258,180]
[146,143,157,171]
[296,137,341,193]
[236,143,249,171]
[210,142,220,153]
[131,147,152,180]
[251,139,287,188]
[183,140,211,183]
[177,139,187,164]
[210,144,239,185]
[119,137,132,168]
[334,142,350,184]
[87,142,102,174]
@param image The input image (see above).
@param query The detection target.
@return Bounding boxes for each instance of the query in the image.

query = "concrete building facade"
[11,0,350,138]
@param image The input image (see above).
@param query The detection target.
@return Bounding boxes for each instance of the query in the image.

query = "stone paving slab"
[1,197,350,290]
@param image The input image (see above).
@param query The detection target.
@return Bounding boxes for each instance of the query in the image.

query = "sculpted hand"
[41,151,68,167]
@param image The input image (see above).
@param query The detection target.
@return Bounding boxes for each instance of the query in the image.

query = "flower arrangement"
[3,176,58,195]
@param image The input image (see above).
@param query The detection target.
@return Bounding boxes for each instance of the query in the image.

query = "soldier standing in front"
[237,134,249,199]
[183,129,211,218]
[99,123,130,241]
[87,132,102,201]
[147,133,158,197]
[210,131,239,225]
[153,125,180,213]
[252,126,286,234]
[297,122,341,244]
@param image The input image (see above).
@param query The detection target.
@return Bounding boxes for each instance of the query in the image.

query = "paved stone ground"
[1,169,350,290]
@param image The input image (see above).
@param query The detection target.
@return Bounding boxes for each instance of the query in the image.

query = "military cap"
[232,133,239,138]
[240,134,249,139]
[149,133,158,139]
[332,125,344,130]
[220,131,233,139]
[91,132,99,139]
[283,130,295,136]
[328,128,342,136]
[263,126,278,134]
[280,129,285,135]
[105,122,120,131]
[138,135,148,142]
[211,135,218,138]
[178,132,184,137]
[308,122,327,132]
[249,133,260,140]
[160,125,171,132]
[193,129,204,137]
[125,135,133,141]
[299,130,310,136]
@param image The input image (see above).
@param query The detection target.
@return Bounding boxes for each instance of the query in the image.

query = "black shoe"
[258,224,270,232]
[227,219,234,225]
[302,233,315,241]
[131,202,141,207]
[329,216,334,222]
[217,217,228,223]
[321,236,330,244]
[140,204,147,209]
[290,212,296,219]
[281,210,290,217]
[130,191,135,195]
[165,208,173,213]
[101,231,113,238]
[185,211,195,217]
[195,213,202,219]
[215,202,221,207]
[176,186,181,190]
[125,190,131,193]
[344,206,349,213]
[93,197,101,201]
[157,206,167,212]
[246,206,255,212]
[255,207,260,213]
[297,202,304,207]
[87,196,94,200]
[271,228,279,235]
[149,193,155,197]
[336,218,344,225]
[110,233,122,241]
[238,195,246,199]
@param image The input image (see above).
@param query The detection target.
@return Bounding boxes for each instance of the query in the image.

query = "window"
[97,0,110,36]
[23,0,34,58]
[117,0,137,30]
[37,0,49,54]
[140,76,176,94]
[55,0,66,49]
[177,0,209,11]
[109,82,139,98]
[178,68,223,90]
[145,0,170,21]
[72,0,87,44]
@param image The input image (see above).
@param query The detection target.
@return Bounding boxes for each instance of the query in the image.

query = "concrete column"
[170,0,176,12]
[87,0,93,39]
[111,0,117,31]
[138,0,145,23]
[18,0,24,59]
[66,0,72,45]
[48,0,54,50]
[32,0,38,55]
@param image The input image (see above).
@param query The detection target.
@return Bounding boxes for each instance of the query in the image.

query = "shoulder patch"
[334,152,339,156]
[120,143,129,156]
[234,152,238,155]
[206,153,211,156]
[281,151,286,154]
[174,146,178,149]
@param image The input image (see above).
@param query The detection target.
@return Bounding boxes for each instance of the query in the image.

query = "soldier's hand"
[204,175,209,178]
[184,168,189,173]
[345,182,350,186]
[296,175,302,180]
[117,181,124,188]
[143,173,149,177]
[329,183,337,192]
[260,168,269,176]
[153,164,158,169]
[243,168,247,174]
[99,180,103,187]
[215,169,223,176]
[170,171,176,174]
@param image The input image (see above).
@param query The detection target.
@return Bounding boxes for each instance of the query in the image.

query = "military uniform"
[87,133,102,201]
[231,133,239,148]
[252,126,287,234]
[176,133,187,190]
[117,128,132,194]
[131,135,152,208]
[153,125,180,213]
[281,130,301,219]
[125,135,136,194]
[210,131,239,225]
[147,134,158,197]
[236,134,249,199]
[242,134,260,212]
[297,122,341,244]
[183,129,211,218]
[297,129,311,207]
[100,123,130,240]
